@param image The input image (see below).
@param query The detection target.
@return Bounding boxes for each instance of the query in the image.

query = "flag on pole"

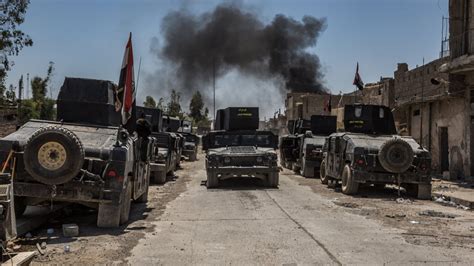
[116,33,136,131]
[353,62,364,90]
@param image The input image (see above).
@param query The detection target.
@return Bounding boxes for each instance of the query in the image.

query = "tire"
[152,171,166,184]
[97,203,121,228]
[266,173,279,188]
[341,164,359,195]
[120,181,132,224]
[206,172,218,188]
[293,163,301,173]
[14,196,27,218]
[23,126,84,185]
[320,160,329,184]
[136,175,149,203]
[378,138,414,174]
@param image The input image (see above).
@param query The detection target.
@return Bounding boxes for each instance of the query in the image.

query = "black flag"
[353,62,364,90]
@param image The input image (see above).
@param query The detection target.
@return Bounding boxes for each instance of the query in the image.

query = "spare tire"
[378,137,414,174]
[24,126,84,185]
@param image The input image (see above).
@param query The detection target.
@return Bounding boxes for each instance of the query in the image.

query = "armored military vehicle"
[279,120,297,169]
[293,115,337,178]
[136,106,180,184]
[0,78,151,228]
[320,104,431,199]
[181,132,199,161]
[203,107,279,188]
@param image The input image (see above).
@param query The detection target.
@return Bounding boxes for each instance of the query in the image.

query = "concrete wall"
[285,92,356,121]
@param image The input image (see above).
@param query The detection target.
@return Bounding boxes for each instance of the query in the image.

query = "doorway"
[439,127,449,172]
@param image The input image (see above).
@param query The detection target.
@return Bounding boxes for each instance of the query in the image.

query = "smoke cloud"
[145,2,327,117]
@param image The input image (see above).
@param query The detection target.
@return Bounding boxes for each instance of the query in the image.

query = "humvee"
[181,132,199,161]
[203,108,279,188]
[320,104,432,199]
[149,132,180,184]
[293,115,337,178]
[0,78,151,227]
[136,106,180,184]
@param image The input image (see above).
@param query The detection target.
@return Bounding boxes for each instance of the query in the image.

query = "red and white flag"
[116,33,136,126]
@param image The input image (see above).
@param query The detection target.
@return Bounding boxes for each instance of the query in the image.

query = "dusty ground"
[12,152,474,264]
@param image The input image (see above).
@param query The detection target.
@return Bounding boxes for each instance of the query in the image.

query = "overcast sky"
[5,0,448,117]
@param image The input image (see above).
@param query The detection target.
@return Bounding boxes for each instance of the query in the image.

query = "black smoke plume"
[146,2,327,116]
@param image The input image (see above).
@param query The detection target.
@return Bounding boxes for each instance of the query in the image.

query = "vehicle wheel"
[23,126,85,185]
[120,181,132,224]
[14,196,27,218]
[135,174,149,203]
[152,171,166,184]
[266,173,279,188]
[320,160,329,184]
[97,203,121,228]
[341,164,359,195]
[378,138,414,174]
[206,172,218,188]
[293,163,301,173]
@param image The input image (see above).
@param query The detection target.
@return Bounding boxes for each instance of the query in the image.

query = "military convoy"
[320,104,432,199]
[203,107,279,188]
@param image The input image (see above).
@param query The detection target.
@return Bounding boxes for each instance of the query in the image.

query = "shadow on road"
[202,177,278,191]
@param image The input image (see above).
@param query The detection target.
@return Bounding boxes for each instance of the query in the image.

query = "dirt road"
[25,151,473,264]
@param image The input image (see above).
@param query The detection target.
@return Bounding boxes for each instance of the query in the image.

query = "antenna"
[136,56,142,92]
[26,73,29,99]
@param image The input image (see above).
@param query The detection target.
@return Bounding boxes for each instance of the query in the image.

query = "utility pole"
[18,75,23,124]
[26,73,29,99]
[213,59,216,121]
[419,57,425,148]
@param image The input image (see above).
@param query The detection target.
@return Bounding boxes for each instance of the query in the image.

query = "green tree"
[143,95,157,108]
[0,0,33,89]
[189,91,204,121]
[167,89,182,117]
[22,62,55,122]
[6,84,15,102]
[157,97,166,111]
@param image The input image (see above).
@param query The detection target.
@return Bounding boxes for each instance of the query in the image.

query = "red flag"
[117,33,136,127]
[353,62,364,90]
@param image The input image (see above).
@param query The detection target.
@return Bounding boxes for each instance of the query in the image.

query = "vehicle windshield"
[211,133,274,148]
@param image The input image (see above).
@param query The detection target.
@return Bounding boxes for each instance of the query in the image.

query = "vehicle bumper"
[207,166,279,179]
[14,181,121,204]
[352,169,431,184]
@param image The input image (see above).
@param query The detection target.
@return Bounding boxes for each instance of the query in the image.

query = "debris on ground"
[418,210,458,219]
[385,213,406,219]
[334,202,359,208]
[62,224,79,237]
[25,232,32,239]
[395,198,413,204]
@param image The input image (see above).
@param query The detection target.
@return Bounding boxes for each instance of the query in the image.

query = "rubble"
[418,210,457,219]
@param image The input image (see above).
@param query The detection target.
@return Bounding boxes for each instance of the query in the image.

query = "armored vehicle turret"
[320,104,431,199]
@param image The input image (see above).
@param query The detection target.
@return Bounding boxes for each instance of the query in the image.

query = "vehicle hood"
[207,146,275,156]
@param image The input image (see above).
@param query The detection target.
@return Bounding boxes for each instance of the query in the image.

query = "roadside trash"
[36,243,45,255]
[418,210,457,218]
[13,244,21,251]
[409,220,420,224]
[25,232,32,238]
[386,214,406,218]
[64,245,70,253]
[41,242,47,249]
[334,202,359,208]
[62,224,79,237]
[396,198,412,204]
[47,228,54,234]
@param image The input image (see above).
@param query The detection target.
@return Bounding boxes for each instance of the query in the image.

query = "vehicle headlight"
[224,157,231,164]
